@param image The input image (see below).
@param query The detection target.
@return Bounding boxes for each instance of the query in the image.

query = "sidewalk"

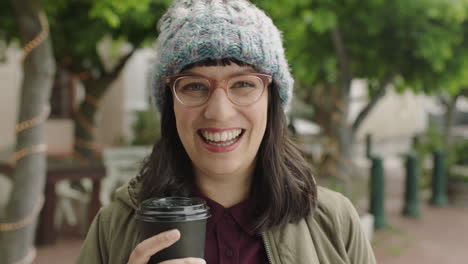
[36,238,82,264]
[373,204,468,264]
[370,156,468,264]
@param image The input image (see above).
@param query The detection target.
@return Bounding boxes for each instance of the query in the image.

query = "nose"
[203,87,237,121]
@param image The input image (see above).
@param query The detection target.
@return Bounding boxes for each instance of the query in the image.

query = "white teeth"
[200,129,242,143]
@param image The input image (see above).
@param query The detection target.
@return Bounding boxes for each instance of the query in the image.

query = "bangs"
[181,58,252,71]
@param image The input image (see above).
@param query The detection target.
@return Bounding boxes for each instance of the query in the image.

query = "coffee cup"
[136,197,211,263]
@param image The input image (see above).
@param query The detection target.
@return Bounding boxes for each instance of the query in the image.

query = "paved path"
[36,238,82,264]
[373,204,468,263]
[370,156,468,263]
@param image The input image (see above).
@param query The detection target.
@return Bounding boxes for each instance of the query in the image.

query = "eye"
[231,81,256,88]
[181,82,209,92]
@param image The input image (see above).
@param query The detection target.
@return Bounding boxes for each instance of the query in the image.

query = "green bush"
[414,122,444,164]
[453,140,468,165]
[131,110,161,146]
[414,122,468,184]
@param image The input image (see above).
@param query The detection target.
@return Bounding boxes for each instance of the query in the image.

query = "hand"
[127,229,206,264]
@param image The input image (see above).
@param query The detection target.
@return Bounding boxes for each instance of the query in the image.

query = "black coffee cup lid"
[137,197,211,222]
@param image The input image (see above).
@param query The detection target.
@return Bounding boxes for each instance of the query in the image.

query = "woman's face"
[173,64,268,180]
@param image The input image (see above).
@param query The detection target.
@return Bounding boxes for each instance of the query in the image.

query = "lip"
[197,128,245,153]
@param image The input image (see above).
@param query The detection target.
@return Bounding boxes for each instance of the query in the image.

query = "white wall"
[121,48,153,141]
[95,48,154,146]
[94,72,124,146]
[349,79,428,156]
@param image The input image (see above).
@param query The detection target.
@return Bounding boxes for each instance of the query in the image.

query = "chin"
[198,160,244,177]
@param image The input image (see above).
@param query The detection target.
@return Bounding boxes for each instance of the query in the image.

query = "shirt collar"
[192,189,257,236]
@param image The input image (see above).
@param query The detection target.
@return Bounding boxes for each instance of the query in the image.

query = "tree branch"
[437,93,451,108]
[106,48,136,80]
[460,87,468,97]
[352,73,394,135]
[443,93,460,147]
[85,48,136,98]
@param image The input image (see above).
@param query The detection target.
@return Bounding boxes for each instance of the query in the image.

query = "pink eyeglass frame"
[166,72,273,107]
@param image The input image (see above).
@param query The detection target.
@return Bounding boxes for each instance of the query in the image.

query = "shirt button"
[223,212,233,222]
[225,248,234,257]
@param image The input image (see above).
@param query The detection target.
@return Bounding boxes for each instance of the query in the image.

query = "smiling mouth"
[198,129,245,147]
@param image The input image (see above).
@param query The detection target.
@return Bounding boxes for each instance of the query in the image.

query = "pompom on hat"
[152,0,294,111]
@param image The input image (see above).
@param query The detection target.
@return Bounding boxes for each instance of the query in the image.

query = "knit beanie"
[152,0,293,111]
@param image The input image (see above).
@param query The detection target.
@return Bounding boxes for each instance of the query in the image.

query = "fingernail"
[166,229,179,240]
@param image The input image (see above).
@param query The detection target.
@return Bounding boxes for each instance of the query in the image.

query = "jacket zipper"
[261,232,273,264]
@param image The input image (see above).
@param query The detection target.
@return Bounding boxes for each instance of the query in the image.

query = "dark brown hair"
[138,58,317,231]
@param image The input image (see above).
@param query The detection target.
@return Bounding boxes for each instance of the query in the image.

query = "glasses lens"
[174,77,210,106]
[228,75,265,105]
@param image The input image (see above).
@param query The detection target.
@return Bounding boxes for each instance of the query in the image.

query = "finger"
[158,257,206,264]
[128,229,181,263]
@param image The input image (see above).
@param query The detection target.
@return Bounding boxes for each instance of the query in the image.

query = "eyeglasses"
[166,72,272,107]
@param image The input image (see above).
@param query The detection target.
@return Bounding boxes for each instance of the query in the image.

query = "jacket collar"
[114,176,141,210]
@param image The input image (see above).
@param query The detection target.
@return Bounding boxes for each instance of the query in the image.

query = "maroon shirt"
[198,194,269,264]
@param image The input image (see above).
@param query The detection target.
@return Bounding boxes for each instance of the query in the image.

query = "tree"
[420,20,468,147]
[255,0,468,183]
[48,0,171,159]
[1,0,171,160]
[440,89,468,146]
[0,0,55,262]
[0,1,169,261]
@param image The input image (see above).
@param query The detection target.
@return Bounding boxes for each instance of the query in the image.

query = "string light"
[9,144,48,165]
[73,93,101,156]
[85,94,100,107]
[15,105,50,133]
[20,13,49,64]
[0,197,45,232]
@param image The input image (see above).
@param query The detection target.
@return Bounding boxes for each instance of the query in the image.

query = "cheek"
[250,96,268,141]
[174,104,193,142]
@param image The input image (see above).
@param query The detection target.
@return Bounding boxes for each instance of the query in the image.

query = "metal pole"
[430,150,449,207]
[370,156,387,229]
[402,152,421,217]
[366,134,373,159]
[412,135,420,148]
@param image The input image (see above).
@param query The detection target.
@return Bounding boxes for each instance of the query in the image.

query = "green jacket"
[76,178,376,264]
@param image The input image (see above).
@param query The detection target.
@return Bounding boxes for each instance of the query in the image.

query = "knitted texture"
[152,0,293,111]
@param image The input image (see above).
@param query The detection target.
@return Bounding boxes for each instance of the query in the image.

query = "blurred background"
[1,0,468,263]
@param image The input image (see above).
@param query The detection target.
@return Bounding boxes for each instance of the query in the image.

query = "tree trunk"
[311,27,354,192]
[73,51,135,161]
[312,74,393,192]
[73,79,105,160]
[443,94,460,148]
[0,0,55,262]
[312,82,354,188]
[314,27,395,191]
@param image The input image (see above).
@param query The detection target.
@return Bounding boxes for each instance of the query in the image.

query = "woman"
[77,0,376,263]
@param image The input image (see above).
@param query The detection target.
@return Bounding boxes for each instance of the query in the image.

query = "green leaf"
[309,8,337,34]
